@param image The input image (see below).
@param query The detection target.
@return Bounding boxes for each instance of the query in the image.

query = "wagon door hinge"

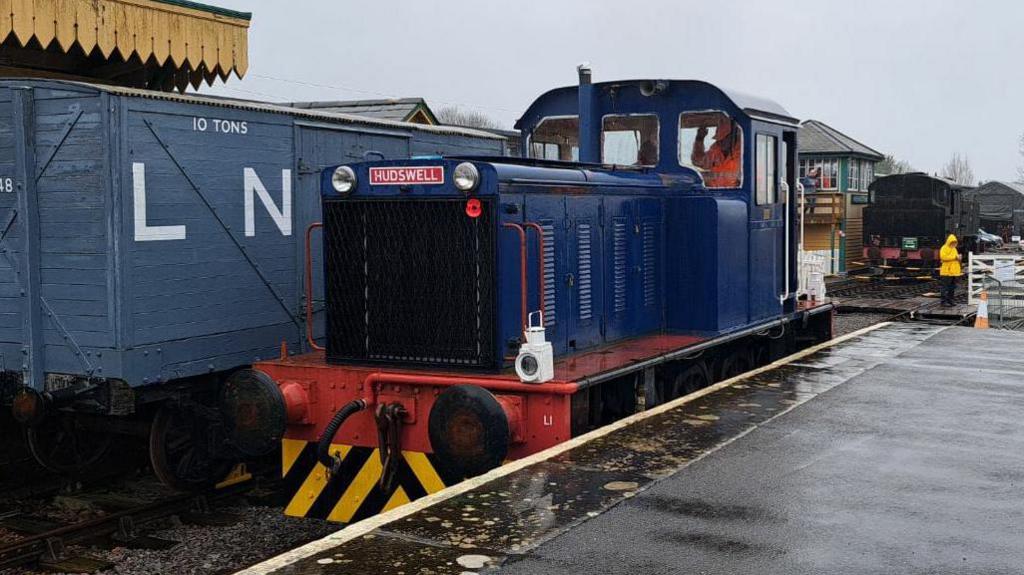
[296,159,318,175]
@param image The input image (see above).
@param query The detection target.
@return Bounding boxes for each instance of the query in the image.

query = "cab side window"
[679,111,743,188]
[530,116,580,161]
[601,114,659,166]
[755,134,777,205]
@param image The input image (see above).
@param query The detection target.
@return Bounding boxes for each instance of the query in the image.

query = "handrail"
[523,222,546,315]
[502,223,528,330]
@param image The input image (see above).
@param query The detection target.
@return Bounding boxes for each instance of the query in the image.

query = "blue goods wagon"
[0,79,504,485]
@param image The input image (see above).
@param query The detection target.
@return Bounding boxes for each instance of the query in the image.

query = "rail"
[0,483,251,571]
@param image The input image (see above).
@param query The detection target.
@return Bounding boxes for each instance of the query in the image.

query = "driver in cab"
[691,115,742,188]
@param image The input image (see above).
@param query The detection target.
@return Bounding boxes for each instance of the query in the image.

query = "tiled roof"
[798,120,884,160]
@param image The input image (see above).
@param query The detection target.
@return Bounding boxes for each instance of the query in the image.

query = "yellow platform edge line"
[239,320,896,575]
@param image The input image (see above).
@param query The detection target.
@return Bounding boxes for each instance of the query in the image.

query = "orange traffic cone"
[974,291,990,329]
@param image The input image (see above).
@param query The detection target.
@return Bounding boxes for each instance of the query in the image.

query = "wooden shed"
[0,0,250,91]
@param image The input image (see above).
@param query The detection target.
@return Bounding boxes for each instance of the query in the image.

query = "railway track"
[0,482,253,573]
[826,277,940,300]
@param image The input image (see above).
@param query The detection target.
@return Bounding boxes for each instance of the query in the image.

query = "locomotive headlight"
[331,166,356,194]
[453,162,480,192]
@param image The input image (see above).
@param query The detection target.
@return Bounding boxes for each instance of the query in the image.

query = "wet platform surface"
[243,324,1024,574]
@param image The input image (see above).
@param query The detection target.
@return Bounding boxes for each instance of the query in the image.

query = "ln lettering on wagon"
[0,80,504,487]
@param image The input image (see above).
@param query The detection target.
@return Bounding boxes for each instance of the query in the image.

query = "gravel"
[1,503,338,575]
[100,505,338,575]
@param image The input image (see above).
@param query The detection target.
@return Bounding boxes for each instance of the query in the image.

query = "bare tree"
[876,153,913,176]
[435,106,504,130]
[941,153,975,186]
[1017,133,1024,183]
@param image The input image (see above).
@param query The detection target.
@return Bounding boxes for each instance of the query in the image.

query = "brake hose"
[317,399,367,473]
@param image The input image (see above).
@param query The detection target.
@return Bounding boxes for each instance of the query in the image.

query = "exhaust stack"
[577,63,598,163]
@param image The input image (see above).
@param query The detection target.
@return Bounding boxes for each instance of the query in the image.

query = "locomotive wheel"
[717,349,753,381]
[670,362,711,398]
[26,414,114,474]
[150,405,232,491]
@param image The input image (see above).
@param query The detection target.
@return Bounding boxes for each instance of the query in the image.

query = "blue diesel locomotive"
[252,69,834,522]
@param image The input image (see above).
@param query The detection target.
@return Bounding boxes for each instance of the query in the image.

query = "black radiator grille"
[323,199,496,368]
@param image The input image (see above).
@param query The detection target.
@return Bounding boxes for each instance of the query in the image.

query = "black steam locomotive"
[862,173,978,276]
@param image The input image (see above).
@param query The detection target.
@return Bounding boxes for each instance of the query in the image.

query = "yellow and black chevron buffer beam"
[253,358,578,523]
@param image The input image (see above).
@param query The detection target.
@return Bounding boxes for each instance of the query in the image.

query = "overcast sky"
[206,0,1024,181]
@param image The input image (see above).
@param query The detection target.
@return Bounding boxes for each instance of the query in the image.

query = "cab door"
[749,131,784,322]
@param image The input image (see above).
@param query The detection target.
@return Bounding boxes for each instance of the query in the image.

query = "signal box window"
[798,157,839,189]
[755,134,777,205]
[679,111,743,188]
[601,114,659,166]
[530,116,580,161]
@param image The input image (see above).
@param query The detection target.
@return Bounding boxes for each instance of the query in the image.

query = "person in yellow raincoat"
[939,234,961,307]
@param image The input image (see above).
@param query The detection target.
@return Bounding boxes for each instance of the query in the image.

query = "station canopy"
[0,0,250,92]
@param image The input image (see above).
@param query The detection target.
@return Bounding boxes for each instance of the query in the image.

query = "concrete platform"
[238,324,1024,575]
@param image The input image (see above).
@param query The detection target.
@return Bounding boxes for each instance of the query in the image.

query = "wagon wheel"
[150,405,232,491]
[752,344,772,369]
[26,414,114,474]
[670,362,711,398]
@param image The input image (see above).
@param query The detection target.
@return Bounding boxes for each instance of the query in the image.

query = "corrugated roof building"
[286,98,439,125]
[966,181,1024,239]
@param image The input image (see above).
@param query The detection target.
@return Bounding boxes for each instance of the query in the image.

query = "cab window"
[529,116,579,161]
[679,111,743,188]
[601,114,659,166]
[755,134,777,205]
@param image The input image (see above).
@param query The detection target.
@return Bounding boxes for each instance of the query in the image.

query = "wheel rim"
[672,365,709,398]
[26,415,113,474]
[721,354,752,380]
[150,406,231,490]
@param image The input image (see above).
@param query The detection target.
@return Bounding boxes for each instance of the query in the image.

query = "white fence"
[967,253,1024,303]
[968,253,1024,329]
[798,250,828,299]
